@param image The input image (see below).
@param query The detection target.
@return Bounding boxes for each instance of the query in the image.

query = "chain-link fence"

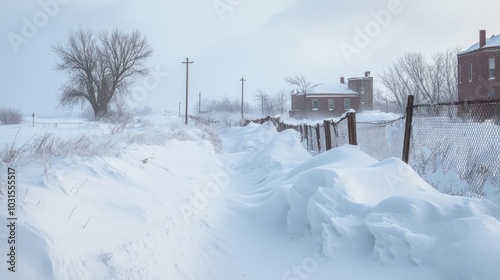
[356,118,405,161]
[409,99,500,198]
[243,101,499,201]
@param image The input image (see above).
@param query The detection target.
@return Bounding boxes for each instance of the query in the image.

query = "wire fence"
[356,118,406,160]
[243,99,500,200]
[245,115,353,153]
[409,99,500,198]
[244,114,405,160]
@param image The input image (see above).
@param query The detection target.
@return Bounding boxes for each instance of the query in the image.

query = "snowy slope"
[1,116,500,279]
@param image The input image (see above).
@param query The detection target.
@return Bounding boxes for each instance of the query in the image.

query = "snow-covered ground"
[1,114,499,279]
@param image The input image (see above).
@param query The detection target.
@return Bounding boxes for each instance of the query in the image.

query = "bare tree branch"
[284,74,319,94]
[53,28,153,119]
[379,48,459,112]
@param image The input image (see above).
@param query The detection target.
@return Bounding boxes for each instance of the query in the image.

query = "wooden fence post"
[302,124,309,150]
[347,112,357,145]
[402,95,415,164]
[323,120,332,151]
[316,124,322,152]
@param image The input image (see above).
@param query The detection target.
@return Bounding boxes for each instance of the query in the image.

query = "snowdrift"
[286,145,500,278]
[224,121,500,279]
[0,116,231,280]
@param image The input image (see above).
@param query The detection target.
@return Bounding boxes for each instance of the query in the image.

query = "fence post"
[316,124,322,152]
[323,120,332,151]
[303,124,309,150]
[402,95,415,164]
[347,112,357,145]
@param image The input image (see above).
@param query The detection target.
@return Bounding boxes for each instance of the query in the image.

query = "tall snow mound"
[286,146,500,278]
[225,122,311,176]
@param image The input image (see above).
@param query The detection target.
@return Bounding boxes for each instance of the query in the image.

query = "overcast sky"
[1,0,499,116]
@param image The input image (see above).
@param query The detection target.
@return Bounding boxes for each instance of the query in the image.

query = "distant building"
[289,72,373,119]
[458,30,500,101]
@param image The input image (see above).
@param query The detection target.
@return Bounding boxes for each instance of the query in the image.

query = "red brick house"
[289,72,373,119]
[458,30,500,101]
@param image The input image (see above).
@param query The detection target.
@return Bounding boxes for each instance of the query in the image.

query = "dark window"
[328,99,334,110]
[469,62,473,82]
[312,99,319,110]
[458,64,462,84]
[489,58,495,79]
[344,99,351,110]
[488,88,496,99]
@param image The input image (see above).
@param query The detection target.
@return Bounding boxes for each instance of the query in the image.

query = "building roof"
[459,33,500,55]
[308,82,358,95]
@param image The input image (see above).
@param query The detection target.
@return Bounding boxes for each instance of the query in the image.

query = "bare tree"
[253,88,290,116]
[254,88,270,115]
[53,28,153,119]
[379,48,460,112]
[284,74,319,94]
[442,47,460,102]
[379,62,415,113]
[274,89,290,115]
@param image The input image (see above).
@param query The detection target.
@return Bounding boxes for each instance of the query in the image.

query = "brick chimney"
[480,30,486,48]
[365,71,371,77]
[340,77,345,84]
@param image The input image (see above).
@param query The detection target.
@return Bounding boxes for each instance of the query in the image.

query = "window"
[328,99,334,110]
[458,64,462,84]
[489,58,496,79]
[469,62,473,82]
[488,88,496,99]
[312,99,319,110]
[344,98,351,110]
[360,85,365,94]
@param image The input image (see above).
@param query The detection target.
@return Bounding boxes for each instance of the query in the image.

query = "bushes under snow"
[0,107,23,125]
[0,115,224,167]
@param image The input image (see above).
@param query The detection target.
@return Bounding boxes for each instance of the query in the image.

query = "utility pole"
[182,57,194,124]
[178,102,181,117]
[198,92,201,113]
[240,77,246,119]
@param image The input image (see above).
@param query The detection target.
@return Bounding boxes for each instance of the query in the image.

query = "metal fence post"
[402,95,415,164]
[347,112,357,145]
[304,124,309,149]
[299,125,303,142]
[323,120,332,151]
[316,124,321,152]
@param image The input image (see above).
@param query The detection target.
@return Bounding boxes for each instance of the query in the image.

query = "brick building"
[289,72,373,119]
[458,30,500,101]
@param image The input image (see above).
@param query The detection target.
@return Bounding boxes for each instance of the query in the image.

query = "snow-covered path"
[197,125,319,280]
